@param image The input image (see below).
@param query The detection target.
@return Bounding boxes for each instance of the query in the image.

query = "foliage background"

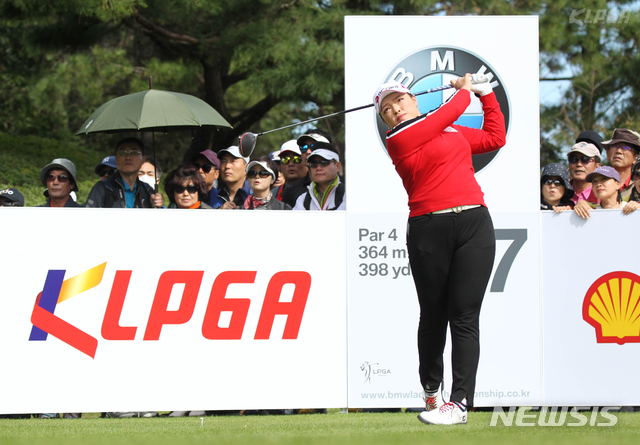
[2,0,640,205]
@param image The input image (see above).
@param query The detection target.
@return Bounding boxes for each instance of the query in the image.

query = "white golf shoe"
[418,399,468,425]
[423,386,444,412]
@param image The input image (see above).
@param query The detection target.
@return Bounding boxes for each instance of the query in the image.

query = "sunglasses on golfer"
[47,174,70,183]
[543,178,564,187]
[308,159,332,168]
[247,170,272,179]
[568,154,595,165]
[174,185,199,194]
[633,170,640,180]
[193,163,215,173]
[0,200,20,207]
[280,156,302,165]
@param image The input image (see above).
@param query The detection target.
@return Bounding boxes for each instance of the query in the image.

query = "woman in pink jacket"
[374,73,506,425]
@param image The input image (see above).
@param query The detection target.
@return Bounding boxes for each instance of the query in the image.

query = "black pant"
[407,206,495,407]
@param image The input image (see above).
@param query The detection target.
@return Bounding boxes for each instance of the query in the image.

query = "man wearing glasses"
[85,138,164,208]
[38,158,82,208]
[275,131,336,208]
[602,128,640,191]
[567,142,601,206]
[293,144,345,211]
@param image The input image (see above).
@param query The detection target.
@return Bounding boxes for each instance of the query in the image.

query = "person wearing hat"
[576,130,604,154]
[279,139,308,185]
[268,150,285,188]
[191,149,221,208]
[242,156,291,210]
[623,158,640,203]
[582,166,639,215]
[293,146,344,210]
[38,158,82,207]
[214,145,251,209]
[95,156,117,181]
[85,137,164,208]
[297,129,333,164]
[373,73,505,425]
[566,141,601,206]
[272,139,309,207]
[0,188,25,207]
[602,128,640,191]
[540,163,575,211]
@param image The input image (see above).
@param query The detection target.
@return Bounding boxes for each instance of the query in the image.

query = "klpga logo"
[29,263,312,358]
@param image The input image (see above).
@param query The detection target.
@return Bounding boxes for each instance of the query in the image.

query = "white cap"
[373,81,412,113]
[308,149,339,162]
[279,139,301,156]
[297,133,330,146]
[218,146,249,163]
[246,160,275,180]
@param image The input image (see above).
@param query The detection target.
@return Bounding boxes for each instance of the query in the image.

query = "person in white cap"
[215,145,251,209]
[243,156,291,210]
[373,73,505,425]
[293,143,344,210]
[567,141,601,206]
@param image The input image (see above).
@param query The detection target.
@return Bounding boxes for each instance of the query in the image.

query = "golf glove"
[471,72,493,96]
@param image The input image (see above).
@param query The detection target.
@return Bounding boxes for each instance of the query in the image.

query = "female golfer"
[373,73,506,425]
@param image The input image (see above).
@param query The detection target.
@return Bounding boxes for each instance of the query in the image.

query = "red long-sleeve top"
[385,89,506,217]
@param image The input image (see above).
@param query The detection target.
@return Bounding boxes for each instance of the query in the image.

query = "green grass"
[0,412,639,445]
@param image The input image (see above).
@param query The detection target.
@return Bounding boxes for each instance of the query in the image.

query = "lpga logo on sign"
[360,361,392,383]
[375,46,511,173]
[29,263,312,358]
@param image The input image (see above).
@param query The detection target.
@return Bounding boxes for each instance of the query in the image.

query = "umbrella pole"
[152,132,158,195]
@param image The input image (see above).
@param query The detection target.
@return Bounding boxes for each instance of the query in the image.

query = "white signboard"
[345,15,541,407]
[541,210,640,406]
[0,209,347,414]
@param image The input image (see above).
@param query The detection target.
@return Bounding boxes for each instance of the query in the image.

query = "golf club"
[238,74,490,157]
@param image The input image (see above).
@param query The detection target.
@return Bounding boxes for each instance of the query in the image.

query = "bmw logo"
[376,46,511,173]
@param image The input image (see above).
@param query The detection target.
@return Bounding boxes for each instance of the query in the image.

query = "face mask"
[138,175,156,188]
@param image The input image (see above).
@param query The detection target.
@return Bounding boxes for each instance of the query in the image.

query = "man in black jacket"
[85,138,164,208]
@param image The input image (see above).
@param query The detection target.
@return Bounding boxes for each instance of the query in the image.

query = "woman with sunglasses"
[540,163,575,211]
[243,157,291,210]
[164,164,212,209]
[373,73,505,425]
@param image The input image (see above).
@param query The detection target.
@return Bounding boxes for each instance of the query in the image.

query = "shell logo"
[583,271,640,345]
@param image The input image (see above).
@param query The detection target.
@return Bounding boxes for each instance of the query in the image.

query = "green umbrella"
[76,88,232,194]
[76,89,232,134]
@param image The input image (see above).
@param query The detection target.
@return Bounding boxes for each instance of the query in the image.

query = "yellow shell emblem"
[583,272,640,345]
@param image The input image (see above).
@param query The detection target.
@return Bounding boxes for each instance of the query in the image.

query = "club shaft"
[257,76,488,136]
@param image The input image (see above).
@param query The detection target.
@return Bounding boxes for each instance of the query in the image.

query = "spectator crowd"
[0,129,345,212]
[541,128,640,216]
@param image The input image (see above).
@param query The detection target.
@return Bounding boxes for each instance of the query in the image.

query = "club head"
[239,132,257,158]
